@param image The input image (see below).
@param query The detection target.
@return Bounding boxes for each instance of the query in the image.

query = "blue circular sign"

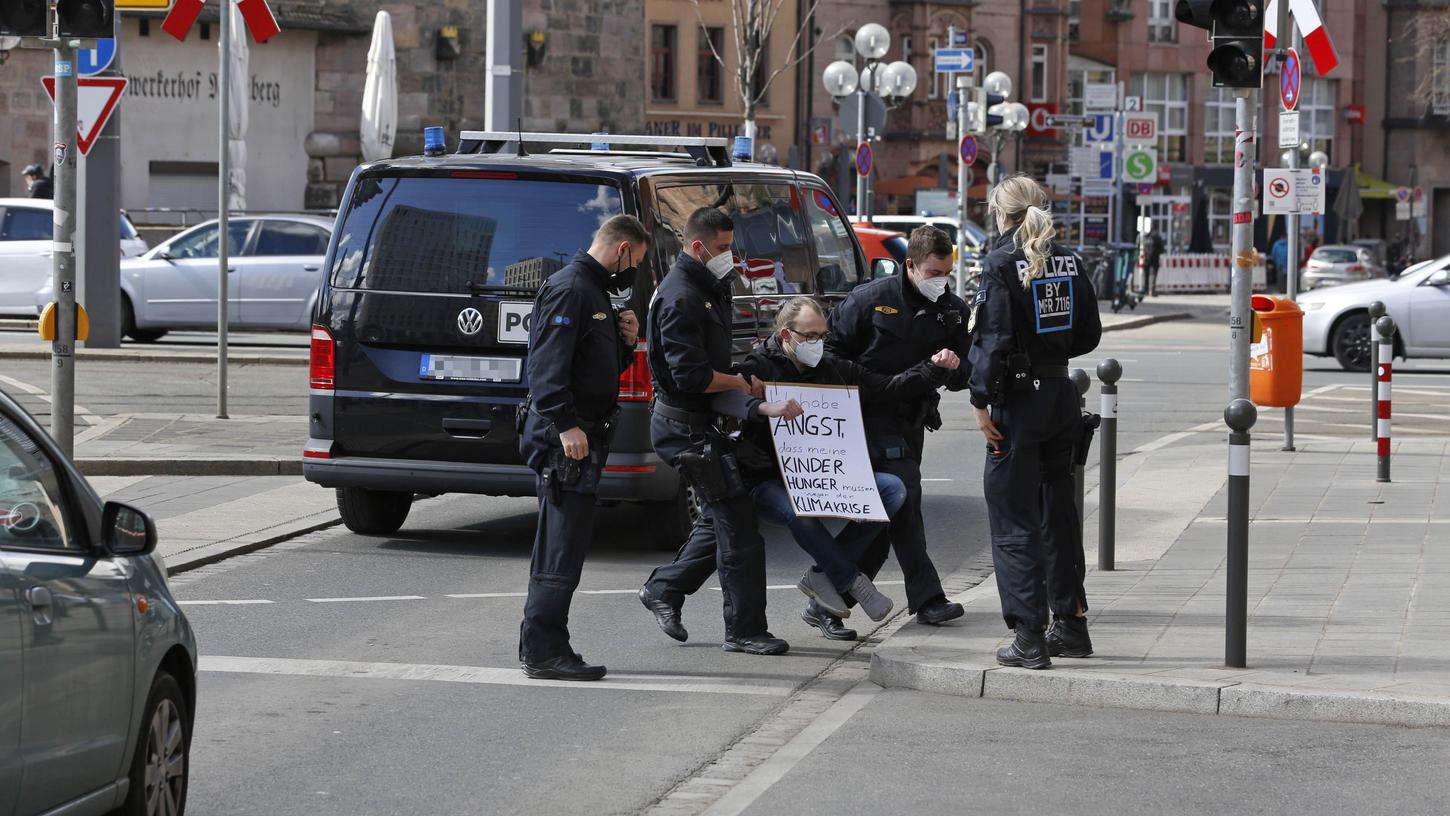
[960,135,977,165]
[1280,48,1300,111]
[77,39,116,77]
[855,143,873,177]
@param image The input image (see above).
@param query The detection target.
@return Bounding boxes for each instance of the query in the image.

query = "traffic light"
[1175,0,1264,89]
[57,0,114,38]
[0,0,48,37]
[970,86,1005,133]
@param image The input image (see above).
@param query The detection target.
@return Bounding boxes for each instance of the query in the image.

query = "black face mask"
[608,252,637,296]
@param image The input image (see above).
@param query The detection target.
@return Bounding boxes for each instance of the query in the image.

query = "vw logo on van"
[457,307,485,336]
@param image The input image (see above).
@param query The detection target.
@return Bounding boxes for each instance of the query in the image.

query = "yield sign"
[41,76,129,156]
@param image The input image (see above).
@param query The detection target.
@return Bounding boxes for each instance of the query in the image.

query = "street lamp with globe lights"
[823,23,917,219]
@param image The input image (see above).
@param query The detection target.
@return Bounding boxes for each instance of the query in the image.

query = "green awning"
[1354,166,1400,200]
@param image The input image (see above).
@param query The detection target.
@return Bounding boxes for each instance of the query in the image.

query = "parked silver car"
[1299,253,1450,370]
[1300,243,1385,291]
[33,214,333,341]
[0,388,197,815]
[0,198,148,318]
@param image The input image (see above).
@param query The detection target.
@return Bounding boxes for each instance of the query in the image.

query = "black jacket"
[733,334,947,482]
[524,250,633,434]
[967,231,1102,408]
[647,252,736,413]
[825,271,971,424]
[28,179,53,200]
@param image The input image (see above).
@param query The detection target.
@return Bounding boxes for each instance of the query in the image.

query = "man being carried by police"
[822,225,973,636]
[517,214,649,681]
[968,175,1102,670]
[727,296,960,633]
[638,207,800,656]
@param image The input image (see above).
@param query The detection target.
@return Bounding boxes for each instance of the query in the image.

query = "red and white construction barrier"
[1144,253,1268,294]
[1264,0,1340,76]
[1377,327,1393,482]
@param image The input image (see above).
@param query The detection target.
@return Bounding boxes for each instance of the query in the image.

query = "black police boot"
[801,600,858,641]
[722,632,790,656]
[521,653,607,681]
[1046,616,1094,658]
[915,596,965,626]
[639,587,687,642]
[996,627,1052,670]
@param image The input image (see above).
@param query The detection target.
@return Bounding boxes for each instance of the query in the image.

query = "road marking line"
[305,595,427,603]
[700,681,881,816]
[200,655,794,697]
[1195,517,1448,524]
[1133,420,1222,453]
[921,478,954,482]
[177,599,274,606]
[0,373,99,419]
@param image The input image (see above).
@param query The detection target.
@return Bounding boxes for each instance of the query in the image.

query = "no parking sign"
[959,135,977,165]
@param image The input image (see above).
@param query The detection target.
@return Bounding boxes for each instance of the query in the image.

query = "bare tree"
[1403,9,1450,115]
[691,0,842,155]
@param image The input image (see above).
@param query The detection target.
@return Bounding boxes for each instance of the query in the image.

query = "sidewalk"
[75,413,306,476]
[871,435,1450,728]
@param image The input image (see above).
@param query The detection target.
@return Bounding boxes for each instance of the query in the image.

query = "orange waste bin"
[1249,295,1303,407]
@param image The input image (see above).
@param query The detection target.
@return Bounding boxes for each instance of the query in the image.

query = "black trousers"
[983,379,1082,631]
[519,457,602,664]
[855,421,946,614]
[643,414,769,639]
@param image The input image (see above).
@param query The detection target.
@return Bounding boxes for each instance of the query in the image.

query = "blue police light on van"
[732,136,753,162]
[423,126,446,157]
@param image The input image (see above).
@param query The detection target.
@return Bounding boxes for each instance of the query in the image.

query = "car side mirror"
[1423,271,1450,287]
[102,501,157,556]
[871,258,899,279]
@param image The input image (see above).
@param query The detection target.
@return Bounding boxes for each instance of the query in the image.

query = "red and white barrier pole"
[1376,315,1396,483]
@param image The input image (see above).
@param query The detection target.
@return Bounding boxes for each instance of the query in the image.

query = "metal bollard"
[1376,315,1396,483]
[1096,359,1122,571]
[1071,369,1091,524]
[1224,398,1257,670]
[1368,301,1386,442]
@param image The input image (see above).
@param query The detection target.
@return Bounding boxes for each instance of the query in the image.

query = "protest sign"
[765,383,886,521]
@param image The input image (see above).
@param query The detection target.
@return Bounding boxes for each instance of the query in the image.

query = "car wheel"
[120,671,189,816]
[123,295,168,343]
[336,487,413,535]
[1332,312,1374,372]
[649,480,700,549]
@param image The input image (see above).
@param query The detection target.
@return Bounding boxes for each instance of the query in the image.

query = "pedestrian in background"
[1271,235,1289,292]
[1141,227,1164,297]
[968,174,1102,670]
[638,207,791,656]
[23,164,52,200]
[823,225,972,636]
[517,214,648,681]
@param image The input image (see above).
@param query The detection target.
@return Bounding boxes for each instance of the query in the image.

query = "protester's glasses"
[788,327,829,343]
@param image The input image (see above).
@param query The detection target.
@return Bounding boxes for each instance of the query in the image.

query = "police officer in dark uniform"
[518,214,649,681]
[824,225,972,634]
[638,207,790,656]
[968,174,1102,670]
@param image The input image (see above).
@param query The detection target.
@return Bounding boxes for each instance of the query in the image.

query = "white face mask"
[703,247,735,279]
[793,338,824,368]
[916,275,949,302]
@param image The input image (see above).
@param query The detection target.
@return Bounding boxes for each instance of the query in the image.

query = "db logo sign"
[1124,114,1158,145]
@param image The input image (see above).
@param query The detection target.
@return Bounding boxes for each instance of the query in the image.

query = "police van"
[303,132,876,543]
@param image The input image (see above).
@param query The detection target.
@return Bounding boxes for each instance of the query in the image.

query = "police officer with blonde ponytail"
[967,175,1101,670]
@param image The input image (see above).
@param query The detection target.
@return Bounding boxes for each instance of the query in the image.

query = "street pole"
[956,74,971,298]
[78,11,123,349]
[1224,398,1257,669]
[51,38,78,456]
[1277,0,1297,451]
[484,0,522,131]
[217,0,231,419]
[1228,89,1258,403]
[1368,300,1385,440]
[855,83,866,219]
[1097,359,1121,571]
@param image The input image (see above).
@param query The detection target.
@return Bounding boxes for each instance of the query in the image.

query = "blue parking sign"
[77,39,116,76]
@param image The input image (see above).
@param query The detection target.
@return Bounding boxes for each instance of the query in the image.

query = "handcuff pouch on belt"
[675,435,746,503]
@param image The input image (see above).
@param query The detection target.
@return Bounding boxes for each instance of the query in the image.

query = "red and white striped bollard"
[1375,315,1396,483]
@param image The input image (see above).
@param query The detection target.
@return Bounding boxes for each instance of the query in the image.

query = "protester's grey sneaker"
[796,569,850,619]
[848,573,894,621]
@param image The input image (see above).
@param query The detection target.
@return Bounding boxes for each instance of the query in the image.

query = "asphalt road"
[8,314,1450,812]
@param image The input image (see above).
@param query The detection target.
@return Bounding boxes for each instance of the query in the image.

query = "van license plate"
[419,354,522,383]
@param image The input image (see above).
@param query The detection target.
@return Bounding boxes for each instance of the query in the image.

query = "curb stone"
[77,457,303,476]
[870,648,1450,728]
[1099,311,1192,333]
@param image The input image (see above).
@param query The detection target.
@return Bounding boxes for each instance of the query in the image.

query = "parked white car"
[33,214,333,341]
[1298,253,1450,371]
[0,198,147,317]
